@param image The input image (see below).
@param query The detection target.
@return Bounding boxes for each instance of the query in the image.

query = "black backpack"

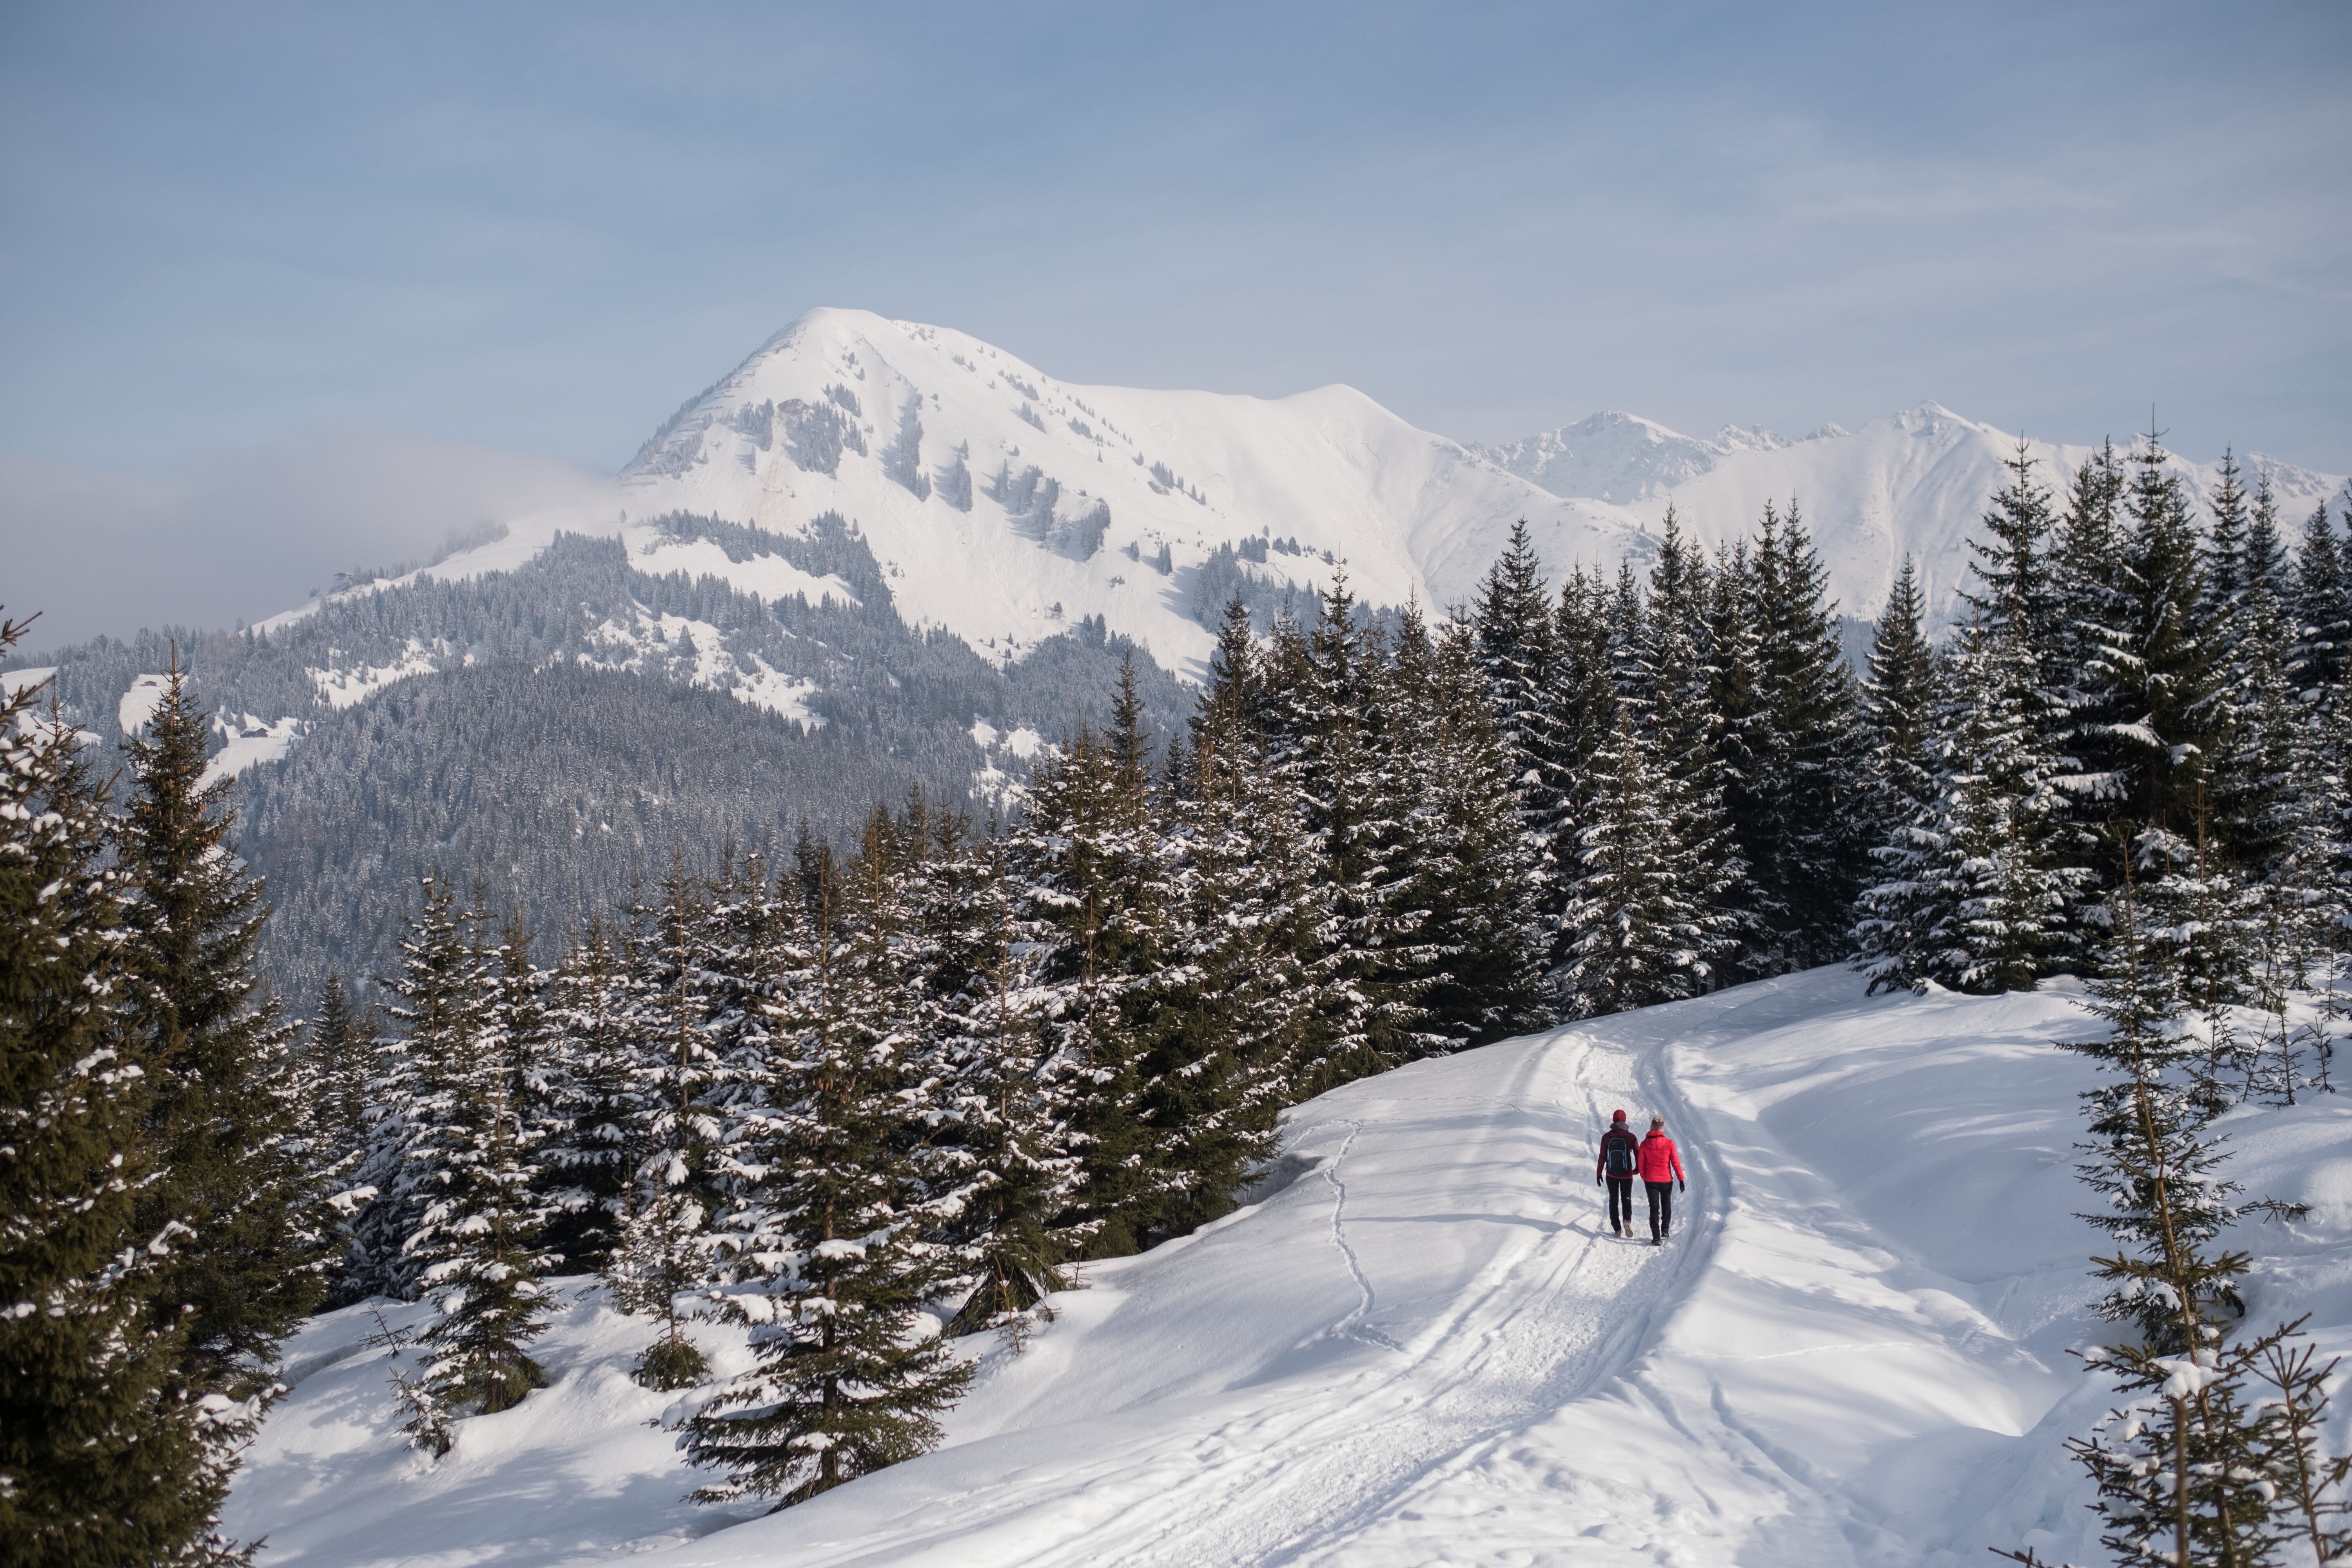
[1603,1129,1638,1177]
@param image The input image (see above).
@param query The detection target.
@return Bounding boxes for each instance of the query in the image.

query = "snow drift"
[225,967,2352,1566]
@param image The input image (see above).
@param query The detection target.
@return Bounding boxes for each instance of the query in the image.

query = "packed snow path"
[807,1022,1698,1568]
[229,971,2352,1567]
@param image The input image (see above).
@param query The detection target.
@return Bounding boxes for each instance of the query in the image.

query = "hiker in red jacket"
[1595,1109,1641,1238]
[1638,1115,1686,1245]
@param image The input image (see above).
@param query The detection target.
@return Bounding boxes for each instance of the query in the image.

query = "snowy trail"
[1006,1032,1688,1568]
[692,1019,1712,1568]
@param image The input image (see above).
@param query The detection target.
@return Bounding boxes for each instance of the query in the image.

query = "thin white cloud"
[0,432,617,652]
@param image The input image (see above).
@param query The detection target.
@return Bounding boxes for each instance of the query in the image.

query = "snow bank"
[224,968,2352,1566]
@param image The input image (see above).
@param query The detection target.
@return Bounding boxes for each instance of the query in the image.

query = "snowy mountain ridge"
[308,309,2342,684]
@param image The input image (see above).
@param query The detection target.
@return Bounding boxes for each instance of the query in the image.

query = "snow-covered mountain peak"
[316,310,2345,680]
[609,309,1632,674]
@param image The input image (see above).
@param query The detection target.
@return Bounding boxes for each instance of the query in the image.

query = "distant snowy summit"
[401,309,2345,677]
[1469,410,1795,505]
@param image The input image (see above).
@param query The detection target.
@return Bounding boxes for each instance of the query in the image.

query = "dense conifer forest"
[11,430,2352,1556]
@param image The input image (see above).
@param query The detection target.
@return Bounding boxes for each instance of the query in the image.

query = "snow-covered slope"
[224,968,2352,1566]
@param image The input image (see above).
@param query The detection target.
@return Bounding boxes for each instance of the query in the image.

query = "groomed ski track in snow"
[229,970,2352,1566]
[790,1020,1698,1568]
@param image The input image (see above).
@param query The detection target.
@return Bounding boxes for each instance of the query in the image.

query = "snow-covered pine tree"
[1914,617,2084,993]
[2070,869,2246,1340]
[1850,559,1941,991]
[606,868,731,1388]
[2201,448,2250,617]
[1010,666,1180,1256]
[489,909,562,1207]
[1281,577,1445,1080]
[1738,505,1866,974]
[2271,677,2352,984]
[682,840,972,1508]
[535,916,644,1274]
[1472,519,1572,928]
[116,654,322,1403]
[1550,564,1624,815]
[345,875,474,1304]
[2136,802,2258,1100]
[1396,608,1550,1047]
[2245,1331,2352,1562]
[0,639,244,1567]
[2212,558,2301,880]
[1142,662,1314,1241]
[1960,442,2069,735]
[928,833,1085,1338]
[2291,498,2348,697]
[1706,539,1772,968]
[2070,435,2228,897]
[2050,437,2131,854]
[401,904,559,1448]
[1557,700,1734,1016]
[303,974,378,1306]
[2005,871,2281,1568]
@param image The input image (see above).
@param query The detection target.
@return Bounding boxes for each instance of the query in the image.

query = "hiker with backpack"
[1638,1115,1685,1245]
[1595,1109,1641,1237]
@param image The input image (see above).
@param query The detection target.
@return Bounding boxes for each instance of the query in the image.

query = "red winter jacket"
[1637,1130,1684,1184]
[1597,1126,1640,1181]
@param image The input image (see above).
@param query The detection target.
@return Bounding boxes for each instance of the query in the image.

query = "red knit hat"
[1612,1109,1627,1122]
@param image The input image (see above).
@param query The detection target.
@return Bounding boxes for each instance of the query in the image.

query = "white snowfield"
[227,968,2352,1567]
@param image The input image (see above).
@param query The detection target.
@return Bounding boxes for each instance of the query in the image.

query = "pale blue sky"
[2,1,2347,641]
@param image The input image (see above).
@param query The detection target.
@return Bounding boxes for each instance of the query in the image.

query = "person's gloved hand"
[1678,1181,1686,1193]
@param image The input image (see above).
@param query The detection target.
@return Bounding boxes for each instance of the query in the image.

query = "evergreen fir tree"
[682,844,971,1507]
[0,634,246,1566]
[535,918,643,1274]
[2051,437,2131,847]
[2065,435,2228,895]
[2006,873,2279,1568]
[116,654,321,1402]
[606,869,731,1389]
[1557,703,1733,1015]
[2291,499,2347,695]
[1850,561,1942,991]
[1281,577,1443,1078]
[929,836,1085,1338]
[1960,440,2066,695]
[303,974,377,1307]
[1399,611,1550,1045]
[1706,540,1772,965]
[2069,871,2246,1339]
[346,875,474,1304]
[1472,519,1572,924]
[1551,566,1624,800]
[1743,506,1865,972]
[401,907,557,1448]
[1916,621,2084,993]
[1011,706,1176,1256]
[2199,447,2251,626]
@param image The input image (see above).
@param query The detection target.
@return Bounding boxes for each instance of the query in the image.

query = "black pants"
[1646,1180,1675,1239]
[1606,1177,1635,1231]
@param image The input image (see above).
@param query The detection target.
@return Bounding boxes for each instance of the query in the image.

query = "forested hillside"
[3,512,1190,1004]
